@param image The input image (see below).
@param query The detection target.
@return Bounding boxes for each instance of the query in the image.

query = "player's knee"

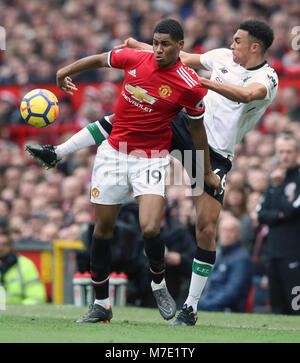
[196,222,216,244]
[141,223,160,239]
[93,223,114,240]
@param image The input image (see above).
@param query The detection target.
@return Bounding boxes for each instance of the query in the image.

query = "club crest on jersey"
[158,84,172,98]
[91,188,100,198]
[125,84,158,104]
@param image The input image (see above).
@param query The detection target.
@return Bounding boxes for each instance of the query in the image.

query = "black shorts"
[170,111,232,204]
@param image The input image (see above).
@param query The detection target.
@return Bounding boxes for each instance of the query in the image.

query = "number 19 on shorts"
[146,169,162,184]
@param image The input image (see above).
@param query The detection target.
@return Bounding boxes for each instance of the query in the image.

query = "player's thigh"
[91,140,130,205]
[137,194,166,237]
[129,155,169,237]
[93,203,122,238]
[130,156,170,200]
[203,149,232,204]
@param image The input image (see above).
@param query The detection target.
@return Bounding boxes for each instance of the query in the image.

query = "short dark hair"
[153,19,184,42]
[238,20,274,53]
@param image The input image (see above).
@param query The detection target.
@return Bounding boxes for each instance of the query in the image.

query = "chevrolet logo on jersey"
[125,84,158,104]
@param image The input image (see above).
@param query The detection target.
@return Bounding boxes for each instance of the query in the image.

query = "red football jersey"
[107,48,207,157]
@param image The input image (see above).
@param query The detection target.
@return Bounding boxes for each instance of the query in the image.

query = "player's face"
[230,29,254,66]
[153,33,184,68]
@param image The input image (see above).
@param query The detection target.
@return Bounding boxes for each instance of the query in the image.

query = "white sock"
[184,259,214,313]
[151,278,166,291]
[56,127,96,159]
[94,298,110,308]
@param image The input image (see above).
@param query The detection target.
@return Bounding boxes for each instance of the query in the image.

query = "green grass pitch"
[0,304,300,343]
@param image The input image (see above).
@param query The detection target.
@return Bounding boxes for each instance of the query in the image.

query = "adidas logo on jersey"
[128,69,136,77]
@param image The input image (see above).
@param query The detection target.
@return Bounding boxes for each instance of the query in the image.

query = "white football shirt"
[200,48,278,159]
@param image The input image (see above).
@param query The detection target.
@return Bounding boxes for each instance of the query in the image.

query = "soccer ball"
[20,89,59,128]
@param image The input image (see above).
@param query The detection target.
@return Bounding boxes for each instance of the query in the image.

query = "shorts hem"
[133,191,166,199]
[90,199,125,205]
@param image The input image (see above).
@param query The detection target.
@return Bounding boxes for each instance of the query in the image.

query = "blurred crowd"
[1,0,300,87]
[1,0,300,128]
[0,0,300,311]
[0,145,95,244]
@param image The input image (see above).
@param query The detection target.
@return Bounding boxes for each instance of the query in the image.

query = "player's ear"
[178,40,184,51]
[251,41,261,54]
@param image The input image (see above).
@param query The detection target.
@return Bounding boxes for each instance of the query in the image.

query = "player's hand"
[56,75,78,95]
[114,37,141,50]
[204,170,222,195]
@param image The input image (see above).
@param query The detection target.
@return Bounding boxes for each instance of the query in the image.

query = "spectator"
[0,230,47,304]
[73,210,91,226]
[248,224,271,314]
[47,209,66,229]
[198,215,253,312]
[22,211,49,243]
[61,176,84,209]
[0,199,11,219]
[177,196,196,242]
[226,169,246,190]
[75,86,104,127]
[55,96,76,125]
[240,191,262,253]
[98,81,118,116]
[257,132,300,315]
[30,197,48,215]
[243,130,264,157]
[8,216,25,242]
[44,183,62,205]
[280,86,300,121]
[10,197,31,221]
[40,222,60,243]
[223,187,247,219]
[247,168,268,193]
[0,215,8,233]
[58,224,80,241]
[0,90,22,125]
[4,166,22,192]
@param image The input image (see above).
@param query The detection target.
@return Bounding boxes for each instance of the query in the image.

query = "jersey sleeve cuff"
[107,50,113,68]
[186,111,205,120]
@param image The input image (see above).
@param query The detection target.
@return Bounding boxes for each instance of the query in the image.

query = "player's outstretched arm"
[26,53,114,167]
[179,51,207,70]
[114,37,152,51]
[198,77,267,103]
[56,53,110,95]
